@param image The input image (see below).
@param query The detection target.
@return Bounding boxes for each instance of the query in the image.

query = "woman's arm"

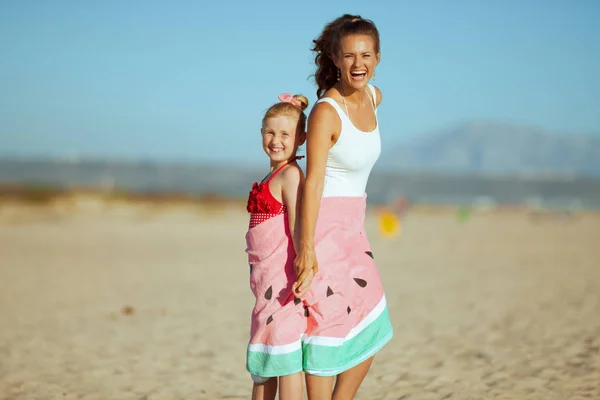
[293,102,340,295]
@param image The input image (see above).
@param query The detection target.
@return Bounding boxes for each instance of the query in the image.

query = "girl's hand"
[293,248,318,297]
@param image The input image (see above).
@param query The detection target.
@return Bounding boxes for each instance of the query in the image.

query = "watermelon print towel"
[245,195,393,379]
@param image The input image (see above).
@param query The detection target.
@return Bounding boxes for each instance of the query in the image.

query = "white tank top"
[316,84,381,198]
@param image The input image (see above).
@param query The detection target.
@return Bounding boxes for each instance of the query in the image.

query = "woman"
[292,14,394,399]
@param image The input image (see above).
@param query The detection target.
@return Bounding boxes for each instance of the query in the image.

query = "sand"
[0,195,599,399]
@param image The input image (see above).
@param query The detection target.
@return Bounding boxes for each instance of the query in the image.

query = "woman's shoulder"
[321,86,342,99]
[369,84,383,107]
[311,88,343,117]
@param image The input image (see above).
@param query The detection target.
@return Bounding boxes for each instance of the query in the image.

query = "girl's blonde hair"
[261,94,310,134]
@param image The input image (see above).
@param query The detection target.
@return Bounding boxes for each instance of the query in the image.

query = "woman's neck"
[337,82,369,105]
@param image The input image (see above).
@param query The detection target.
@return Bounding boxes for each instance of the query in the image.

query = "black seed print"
[266,315,273,325]
[326,286,334,297]
[304,306,309,317]
[353,278,367,288]
[347,306,351,314]
[264,286,273,300]
[365,251,374,259]
[294,297,301,306]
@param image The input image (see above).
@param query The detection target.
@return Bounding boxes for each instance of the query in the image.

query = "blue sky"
[1,0,599,165]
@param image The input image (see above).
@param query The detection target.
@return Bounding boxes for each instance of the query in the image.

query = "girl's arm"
[293,102,340,295]
[280,165,305,252]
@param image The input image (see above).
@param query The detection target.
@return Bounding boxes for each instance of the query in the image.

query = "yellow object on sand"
[378,210,400,238]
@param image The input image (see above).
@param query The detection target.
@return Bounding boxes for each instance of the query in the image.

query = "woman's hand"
[293,247,318,297]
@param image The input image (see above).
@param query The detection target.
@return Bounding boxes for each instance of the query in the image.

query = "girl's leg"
[278,372,303,400]
[305,374,334,400]
[252,377,277,400]
[332,357,374,400]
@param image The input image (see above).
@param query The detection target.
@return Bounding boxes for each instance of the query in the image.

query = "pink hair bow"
[278,93,301,107]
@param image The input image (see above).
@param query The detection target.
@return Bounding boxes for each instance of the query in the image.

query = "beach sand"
[0,194,599,399]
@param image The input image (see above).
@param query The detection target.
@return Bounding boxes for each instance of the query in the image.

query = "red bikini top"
[246,156,304,214]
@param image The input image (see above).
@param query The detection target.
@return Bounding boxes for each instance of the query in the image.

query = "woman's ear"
[331,52,341,69]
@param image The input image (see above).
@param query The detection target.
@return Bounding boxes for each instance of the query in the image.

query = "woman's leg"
[305,356,375,400]
[252,377,277,400]
[332,356,374,400]
[305,374,334,400]
[278,372,303,400]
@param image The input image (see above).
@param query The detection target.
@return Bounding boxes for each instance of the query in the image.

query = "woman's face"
[334,34,380,92]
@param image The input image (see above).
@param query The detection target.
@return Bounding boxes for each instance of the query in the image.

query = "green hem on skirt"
[302,305,393,376]
[246,305,393,378]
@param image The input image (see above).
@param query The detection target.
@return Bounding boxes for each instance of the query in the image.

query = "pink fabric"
[278,93,302,108]
[245,195,386,346]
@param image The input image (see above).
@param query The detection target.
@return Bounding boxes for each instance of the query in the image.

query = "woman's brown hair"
[311,14,380,98]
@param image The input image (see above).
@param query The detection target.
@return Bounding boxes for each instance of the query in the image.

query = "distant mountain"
[378,122,600,177]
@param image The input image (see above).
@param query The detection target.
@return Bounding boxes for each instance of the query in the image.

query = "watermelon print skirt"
[245,195,393,380]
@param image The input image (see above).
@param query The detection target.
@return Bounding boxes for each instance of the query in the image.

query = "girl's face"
[334,34,380,92]
[261,115,305,165]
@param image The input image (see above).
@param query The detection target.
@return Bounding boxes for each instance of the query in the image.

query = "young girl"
[245,93,315,400]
